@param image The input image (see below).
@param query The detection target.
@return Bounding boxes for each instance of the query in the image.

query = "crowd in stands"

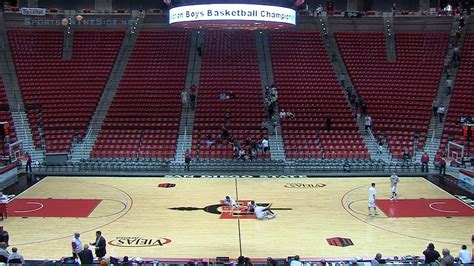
[194,128,270,161]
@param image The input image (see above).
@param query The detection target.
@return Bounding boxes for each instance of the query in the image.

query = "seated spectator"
[215,135,223,146]
[423,243,441,264]
[403,148,411,162]
[315,4,323,16]
[267,257,277,266]
[196,130,201,149]
[228,90,235,99]
[7,247,24,264]
[225,110,232,124]
[219,90,226,101]
[378,138,384,154]
[238,149,246,160]
[233,139,242,151]
[221,126,230,140]
[260,121,268,132]
[250,147,257,160]
[287,111,295,120]
[361,102,367,114]
[245,135,252,146]
[205,135,214,148]
[265,86,270,96]
[244,257,253,266]
[290,255,303,266]
[122,256,131,266]
[256,139,263,152]
[271,88,278,99]
[279,109,287,119]
[440,248,454,266]
[343,161,351,172]
[237,256,245,266]
[0,242,8,263]
[270,84,277,93]
[371,253,382,266]
[340,73,346,87]
[457,244,471,264]
[262,138,269,152]
[325,115,332,130]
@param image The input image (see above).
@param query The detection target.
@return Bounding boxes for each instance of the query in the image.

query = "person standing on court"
[390,173,399,201]
[71,232,82,259]
[0,226,9,246]
[368,183,378,216]
[0,192,8,220]
[90,231,106,261]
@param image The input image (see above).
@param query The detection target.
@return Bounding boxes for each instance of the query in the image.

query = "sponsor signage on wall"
[24,18,133,26]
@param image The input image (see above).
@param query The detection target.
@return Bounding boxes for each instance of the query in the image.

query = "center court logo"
[284,183,326,188]
[108,237,172,247]
[170,201,292,219]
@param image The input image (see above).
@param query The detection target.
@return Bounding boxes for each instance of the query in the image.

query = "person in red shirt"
[0,193,7,220]
[421,152,430,172]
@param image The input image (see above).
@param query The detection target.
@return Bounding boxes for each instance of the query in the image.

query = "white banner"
[21,7,46,16]
[169,4,296,26]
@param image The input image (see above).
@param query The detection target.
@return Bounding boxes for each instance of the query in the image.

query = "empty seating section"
[269,31,368,160]
[439,32,474,160]
[91,30,190,158]
[336,32,448,159]
[192,31,268,159]
[8,30,124,153]
[0,78,17,156]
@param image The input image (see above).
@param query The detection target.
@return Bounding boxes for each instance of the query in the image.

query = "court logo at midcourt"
[284,183,327,188]
[170,201,292,219]
[108,236,172,247]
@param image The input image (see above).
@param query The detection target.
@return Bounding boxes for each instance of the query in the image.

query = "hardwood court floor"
[4,176,473,260]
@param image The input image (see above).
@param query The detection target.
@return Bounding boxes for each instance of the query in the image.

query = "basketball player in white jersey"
[368,183,378,216]
[390,172,400,201]
[224,196,240,208]
[254,203,277,220]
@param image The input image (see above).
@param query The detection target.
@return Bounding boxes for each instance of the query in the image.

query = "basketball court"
[4,176,474,260]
